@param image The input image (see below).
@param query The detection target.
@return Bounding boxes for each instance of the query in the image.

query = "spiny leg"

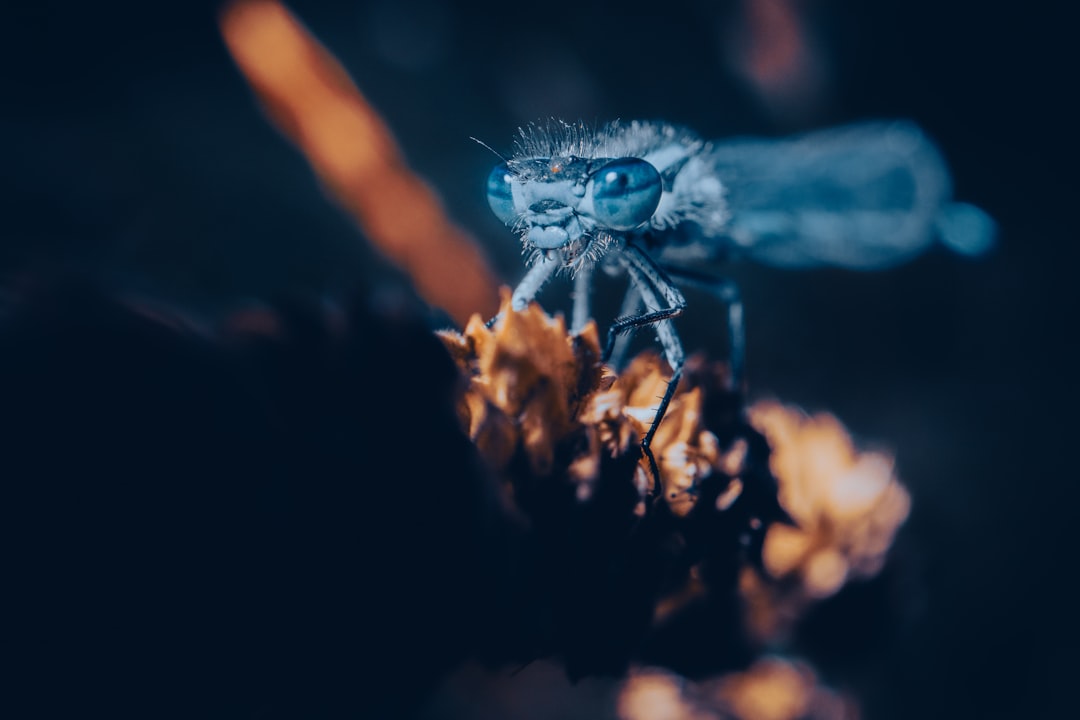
[641,363,683,500]
[570,261,594,336]
[613,245,687,498]
[603,246,687,365]
[606,285,643,370]
[602,304,684,364]
[661,266,745,392]
[486,251,561,328]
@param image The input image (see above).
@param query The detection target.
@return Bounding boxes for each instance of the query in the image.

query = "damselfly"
[483,120,994,489]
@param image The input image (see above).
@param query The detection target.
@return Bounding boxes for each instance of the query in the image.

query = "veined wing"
[709,121,995,269]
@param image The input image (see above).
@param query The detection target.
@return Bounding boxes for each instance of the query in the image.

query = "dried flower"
[439,291,764,521]
[618,658,858,720]
[439,288,606,481]
[439,292,790,676]
[739,401,911,642]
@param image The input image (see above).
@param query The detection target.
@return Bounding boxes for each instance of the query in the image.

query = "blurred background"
[4,0,1077,717]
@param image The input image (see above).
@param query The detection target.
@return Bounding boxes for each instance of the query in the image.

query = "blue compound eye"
[589,158,662,231]
[486,163,518,225]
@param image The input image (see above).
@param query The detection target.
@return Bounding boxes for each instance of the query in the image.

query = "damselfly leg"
[660,266,745,392]
[601,245,686,498]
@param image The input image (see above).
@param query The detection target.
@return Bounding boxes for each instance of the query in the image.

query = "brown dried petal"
[709,657,857,720]
[618,660,858,720]
[739,400,912,640]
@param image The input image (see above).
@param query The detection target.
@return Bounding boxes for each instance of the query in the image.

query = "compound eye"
[486,163,518,225]
[589,158,662,231]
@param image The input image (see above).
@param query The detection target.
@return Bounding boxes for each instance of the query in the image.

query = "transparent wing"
[709,121,995,269]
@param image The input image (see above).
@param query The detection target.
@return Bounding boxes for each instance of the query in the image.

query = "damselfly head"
[486,150,663,265]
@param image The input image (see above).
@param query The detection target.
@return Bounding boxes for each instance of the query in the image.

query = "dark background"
[4,1,1078,717]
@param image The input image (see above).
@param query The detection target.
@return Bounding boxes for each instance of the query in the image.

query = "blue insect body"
[485,119,993,490]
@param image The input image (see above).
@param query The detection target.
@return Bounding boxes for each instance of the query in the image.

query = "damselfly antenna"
[469,136,514,168]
